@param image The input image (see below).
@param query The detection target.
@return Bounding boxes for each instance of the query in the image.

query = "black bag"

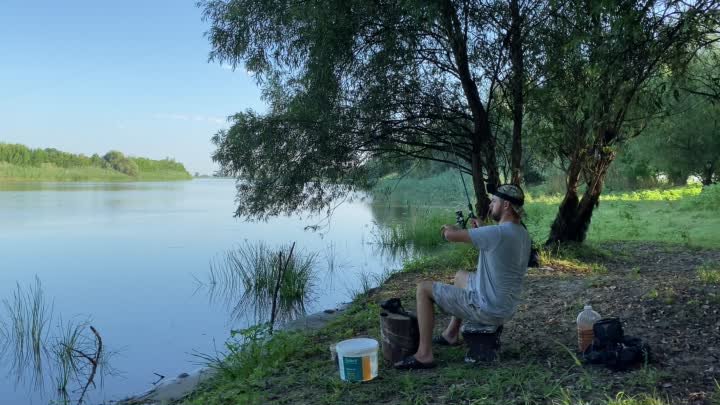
[582,318,651,371]
[380,298,416,320]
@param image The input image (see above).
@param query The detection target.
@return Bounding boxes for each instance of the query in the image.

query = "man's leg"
[440,271,470,344]
[412,280,435,364]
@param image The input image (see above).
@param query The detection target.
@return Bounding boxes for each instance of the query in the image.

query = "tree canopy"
[203,0,553,219]
[202,0,719,242]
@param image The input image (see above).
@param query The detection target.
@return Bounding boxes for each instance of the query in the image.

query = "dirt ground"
[373,242,720,404]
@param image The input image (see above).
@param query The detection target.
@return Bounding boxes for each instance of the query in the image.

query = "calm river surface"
[0,179,411,404]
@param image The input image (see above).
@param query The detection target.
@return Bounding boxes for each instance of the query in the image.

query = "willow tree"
[200,0,544,220]
[533,0,719,244]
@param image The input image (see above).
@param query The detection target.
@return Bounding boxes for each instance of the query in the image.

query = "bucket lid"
[336,338,378,355]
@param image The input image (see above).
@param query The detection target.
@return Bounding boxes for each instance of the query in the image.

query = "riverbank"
[175,182,720,405]
[0,162,192,182]
[117,304,352,404]
[181,241,720,405]
[0,143,192,181]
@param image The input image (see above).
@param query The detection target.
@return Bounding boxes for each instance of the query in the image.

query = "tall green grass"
[373,170,709,207]
[373,208,453,249]
[0,277,51,388]
[697,262,720,284]
[202,242,318,327]
[372,171,474,208]
[373,184,720,249]
[0,161,191,182]
[0,278,112,402]
[0,162,131,182]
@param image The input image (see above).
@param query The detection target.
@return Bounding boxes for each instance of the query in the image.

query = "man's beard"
[491,210,501,222]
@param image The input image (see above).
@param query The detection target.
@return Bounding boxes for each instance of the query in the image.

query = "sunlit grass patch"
[642,287,678,304]
[602,186,702,202]
[697,262,720,285]
[539,243,611,274]
[605,392,671,405]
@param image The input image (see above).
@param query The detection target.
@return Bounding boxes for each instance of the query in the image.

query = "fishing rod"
[447,140,540,267]
[449,140,477,229]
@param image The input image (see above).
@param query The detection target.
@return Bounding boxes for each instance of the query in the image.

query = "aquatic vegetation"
[0,278,114,404]
[203,241,318,331]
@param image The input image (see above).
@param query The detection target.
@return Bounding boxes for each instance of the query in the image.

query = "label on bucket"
[341,356,371,381]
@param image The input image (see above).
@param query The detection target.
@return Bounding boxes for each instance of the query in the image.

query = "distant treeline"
[0,143,191,181]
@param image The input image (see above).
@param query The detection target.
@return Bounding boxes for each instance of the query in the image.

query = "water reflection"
[0,180,427,402]
[196,242,318,332]
[0,278,115,404]
[0,181,185,192]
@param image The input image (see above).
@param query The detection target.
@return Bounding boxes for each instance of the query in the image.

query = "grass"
[201,241,318,328]
[0,162,191,182]
[0,278,112,403]
[0,277,51,388]
[184,181,720,405]
[697,262,720,284]
[373,208,454,249]
[185,285,677,405]
[374,181,720,249]
[372,170,475,208]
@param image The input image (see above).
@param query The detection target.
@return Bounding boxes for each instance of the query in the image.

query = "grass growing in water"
[0,277,51,388]
[0,278,113,404]
[203,241,318,328]
[373,208,452,249]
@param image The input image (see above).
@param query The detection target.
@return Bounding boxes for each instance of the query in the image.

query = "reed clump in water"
[0,277,113,404]
[204,241,318,332]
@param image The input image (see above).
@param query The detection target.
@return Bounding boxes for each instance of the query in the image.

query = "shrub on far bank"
[0,142,191,181]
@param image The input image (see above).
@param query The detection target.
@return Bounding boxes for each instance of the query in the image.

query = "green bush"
[692,184,720,210]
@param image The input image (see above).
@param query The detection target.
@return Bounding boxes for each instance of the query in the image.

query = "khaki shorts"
[432,281,503,325]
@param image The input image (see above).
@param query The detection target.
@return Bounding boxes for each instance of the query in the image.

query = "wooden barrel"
[380,312,419,364]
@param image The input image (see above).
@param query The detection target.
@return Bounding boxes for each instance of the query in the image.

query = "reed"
[204,241,318,328]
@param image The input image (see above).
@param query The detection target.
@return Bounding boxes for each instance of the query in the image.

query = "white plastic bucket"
[335,338,379,382]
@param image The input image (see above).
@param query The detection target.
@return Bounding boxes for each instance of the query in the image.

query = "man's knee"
[417,281,434,297]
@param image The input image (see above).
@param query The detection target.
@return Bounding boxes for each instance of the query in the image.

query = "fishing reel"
[455,210,478,229]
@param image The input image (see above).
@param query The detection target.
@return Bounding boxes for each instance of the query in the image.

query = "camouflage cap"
[488,184,525,217]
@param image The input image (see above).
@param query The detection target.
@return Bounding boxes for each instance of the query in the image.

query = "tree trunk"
[546,132,616,245]
[509,0,524,185]
[546,154,583,244]
[440,0,498,220]
[471,150,491,219]
[702,161,715,186]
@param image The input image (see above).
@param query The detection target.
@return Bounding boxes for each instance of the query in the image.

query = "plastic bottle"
[576,305,601,353]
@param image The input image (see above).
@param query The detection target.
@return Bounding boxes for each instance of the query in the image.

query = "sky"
[0,0,266,175]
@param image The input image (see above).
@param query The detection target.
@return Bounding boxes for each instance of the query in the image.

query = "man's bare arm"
[440,224,472,243]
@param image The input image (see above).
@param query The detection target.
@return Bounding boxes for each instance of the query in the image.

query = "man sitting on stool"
[395,184,531,369]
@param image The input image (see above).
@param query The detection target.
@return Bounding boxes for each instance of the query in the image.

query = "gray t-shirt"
[468,222,531,322]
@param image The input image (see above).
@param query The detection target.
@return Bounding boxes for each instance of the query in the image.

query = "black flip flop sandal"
[432,335,460,346]
[394,355,437,370]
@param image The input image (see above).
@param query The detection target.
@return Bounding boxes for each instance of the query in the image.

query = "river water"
[0,179,411,404]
